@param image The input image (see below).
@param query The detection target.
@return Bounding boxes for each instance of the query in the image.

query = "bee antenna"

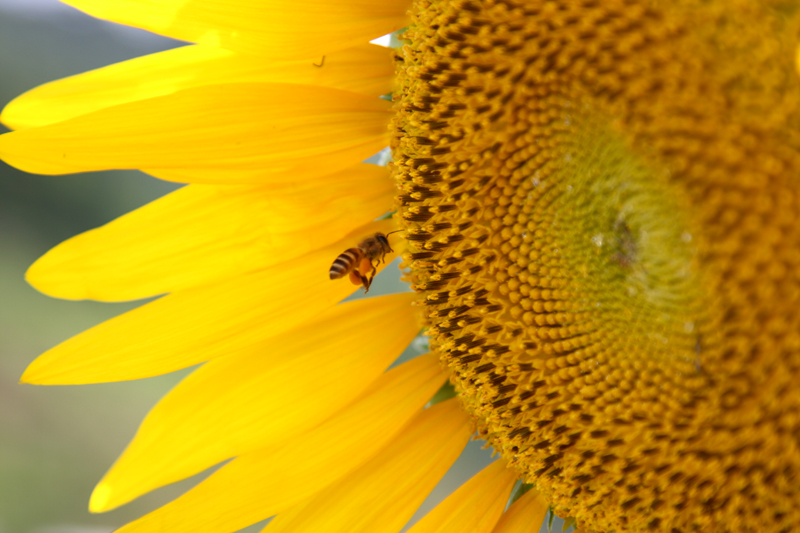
[385,229,404,237]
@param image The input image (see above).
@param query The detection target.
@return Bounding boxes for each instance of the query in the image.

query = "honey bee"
[329,231,401,293]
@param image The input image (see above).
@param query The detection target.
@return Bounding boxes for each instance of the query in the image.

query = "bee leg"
[349,269,371,293]
[364,261,380,292]
[348,270,363,285]
[355,257,373,292]
[362,274,372,294]
[358,268,372,293]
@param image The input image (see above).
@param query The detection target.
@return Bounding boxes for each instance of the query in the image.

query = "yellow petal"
[21,220,398,384]
[62,0,409,60]
[407,460,517,533]
[2,44,394,130]
[263,399,472,533]
[27,164,393,301]
[0,83,390,181]
[91,292,419,510]
[105,353,446,522]
[147,143,388,184]
[491,488,549,533]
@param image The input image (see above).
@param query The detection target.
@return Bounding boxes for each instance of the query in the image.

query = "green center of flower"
[391,1,800,531]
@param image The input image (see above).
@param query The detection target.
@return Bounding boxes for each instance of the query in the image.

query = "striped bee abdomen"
[329,248,363,280]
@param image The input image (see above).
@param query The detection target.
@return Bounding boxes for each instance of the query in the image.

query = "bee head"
[378,229,404,252]
[376,232,391,251]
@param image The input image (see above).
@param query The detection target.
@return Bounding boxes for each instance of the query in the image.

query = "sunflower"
[3,0,800,532]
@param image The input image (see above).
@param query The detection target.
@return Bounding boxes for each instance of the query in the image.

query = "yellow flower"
[2,1,800,533]
[1,0,546,532]
[392,1,800,532]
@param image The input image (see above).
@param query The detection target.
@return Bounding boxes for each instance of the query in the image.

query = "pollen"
[391,1,800,532]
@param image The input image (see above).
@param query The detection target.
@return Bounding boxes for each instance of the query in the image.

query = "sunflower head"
[392,0,800,531]
[3,0,800,531]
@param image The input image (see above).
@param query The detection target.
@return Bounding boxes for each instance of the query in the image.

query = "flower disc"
[392,1,800,531]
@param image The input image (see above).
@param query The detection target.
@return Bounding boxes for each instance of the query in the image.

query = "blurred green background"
[0,2,571,532]
[0,2,194,532]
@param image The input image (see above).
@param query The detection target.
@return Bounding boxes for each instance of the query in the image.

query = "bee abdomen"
[329,248,362,279]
